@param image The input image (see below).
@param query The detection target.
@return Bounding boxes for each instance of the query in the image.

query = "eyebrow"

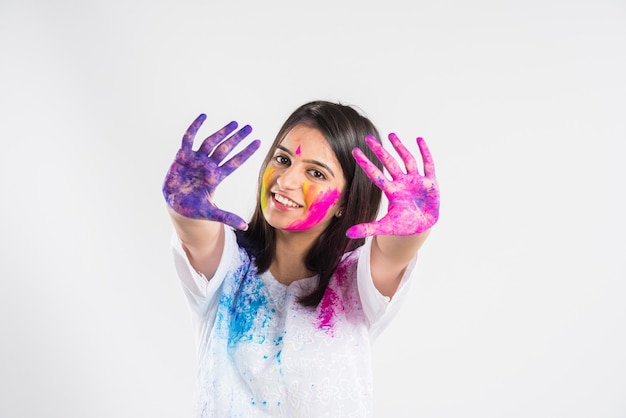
[276,145,336,178]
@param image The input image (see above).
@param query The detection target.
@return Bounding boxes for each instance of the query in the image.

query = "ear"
[335,191,348,218]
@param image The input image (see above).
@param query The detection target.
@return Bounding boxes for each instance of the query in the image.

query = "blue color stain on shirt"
[218,261,273,349]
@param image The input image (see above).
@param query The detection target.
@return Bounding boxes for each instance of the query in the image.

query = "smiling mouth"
[273,193,303,208]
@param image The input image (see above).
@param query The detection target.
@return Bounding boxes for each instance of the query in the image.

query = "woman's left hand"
[346,133,440,238]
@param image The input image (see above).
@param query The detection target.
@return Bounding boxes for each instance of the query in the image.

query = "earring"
[336,210,344,218]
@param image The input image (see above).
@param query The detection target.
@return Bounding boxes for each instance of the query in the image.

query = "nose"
[276,166,301,190]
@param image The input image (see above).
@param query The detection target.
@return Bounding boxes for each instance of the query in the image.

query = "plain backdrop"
[1,0,624,417]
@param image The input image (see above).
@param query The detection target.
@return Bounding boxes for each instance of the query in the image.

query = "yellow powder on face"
[260,166,275,212]
[301,182,318,209]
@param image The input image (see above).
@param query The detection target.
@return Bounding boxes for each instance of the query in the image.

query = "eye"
[274,155,290,166]
[308,169,326,180]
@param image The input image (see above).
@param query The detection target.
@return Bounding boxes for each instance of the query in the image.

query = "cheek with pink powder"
[285,183,342,231]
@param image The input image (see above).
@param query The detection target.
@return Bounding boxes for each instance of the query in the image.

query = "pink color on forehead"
[295,145,301,156]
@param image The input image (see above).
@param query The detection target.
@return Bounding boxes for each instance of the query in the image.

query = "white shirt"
[171,226,416,417]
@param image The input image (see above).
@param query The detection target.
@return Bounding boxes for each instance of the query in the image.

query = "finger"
[205,207,249,231]
[219,139,262,177]
[181,114,207,150]
[197,121,239,155]
[388,133,418,175]
[346,221,392,239]
[364,134,404,179]
[352,147,389,191]
[416,137,436,178]
[345,223,373,239]
[210,124,253,163]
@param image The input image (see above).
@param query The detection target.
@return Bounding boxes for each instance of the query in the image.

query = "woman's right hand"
[162,114,261,231]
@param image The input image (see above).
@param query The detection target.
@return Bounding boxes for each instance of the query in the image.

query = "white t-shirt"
[171,226,416,418]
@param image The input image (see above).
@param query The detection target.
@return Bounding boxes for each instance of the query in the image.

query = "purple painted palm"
[347,133,440,238]
[163,114,261,230]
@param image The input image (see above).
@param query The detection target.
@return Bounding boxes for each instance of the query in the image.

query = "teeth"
[274,194,300,208]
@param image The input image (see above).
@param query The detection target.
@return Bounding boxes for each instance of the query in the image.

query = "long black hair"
[236,100,384,307]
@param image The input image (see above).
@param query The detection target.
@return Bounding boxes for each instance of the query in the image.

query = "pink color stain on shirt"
[314,256,357,335]
[316,288,341,336]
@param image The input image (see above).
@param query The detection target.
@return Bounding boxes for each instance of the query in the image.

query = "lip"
[271,192,303,210]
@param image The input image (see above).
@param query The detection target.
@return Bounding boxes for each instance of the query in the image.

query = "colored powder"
[285,186,341,231]
[316,287,340,335]
[260,166,275,212]
[315,260,352,334]
[219,267,273,348]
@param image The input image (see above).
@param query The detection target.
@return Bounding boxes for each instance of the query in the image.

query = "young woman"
[163,100,440,417]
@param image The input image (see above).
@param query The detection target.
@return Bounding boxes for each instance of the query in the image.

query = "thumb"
[346,222,380,239]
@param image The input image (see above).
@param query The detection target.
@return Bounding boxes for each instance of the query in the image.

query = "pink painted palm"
[347,133,439,238]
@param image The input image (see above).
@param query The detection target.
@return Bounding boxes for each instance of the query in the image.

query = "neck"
[270,229,318,285]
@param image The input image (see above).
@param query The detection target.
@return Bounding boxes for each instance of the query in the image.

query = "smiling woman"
[162,100,440,417]
[261,125,346,233]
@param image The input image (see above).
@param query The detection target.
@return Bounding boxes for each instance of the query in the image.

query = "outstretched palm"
[347,133,439,238]
[162,114,261,230]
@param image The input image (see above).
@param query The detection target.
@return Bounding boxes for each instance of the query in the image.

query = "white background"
[1,0,624,417]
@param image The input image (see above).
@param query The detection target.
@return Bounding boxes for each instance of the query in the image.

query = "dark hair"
[236,100,384,307]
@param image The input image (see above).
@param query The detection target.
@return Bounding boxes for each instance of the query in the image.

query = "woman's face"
[260,124,346,234]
